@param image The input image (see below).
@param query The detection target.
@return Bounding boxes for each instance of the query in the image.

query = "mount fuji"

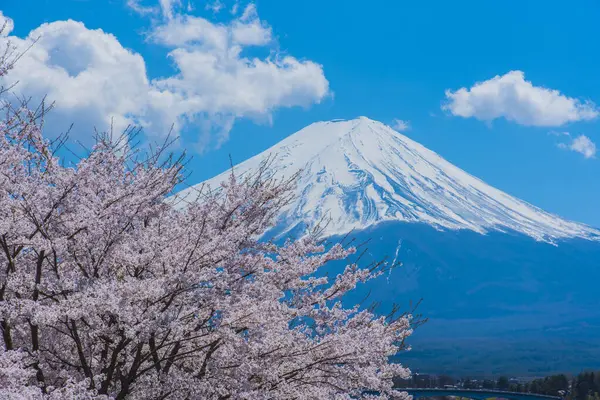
[177,117,600,376]
[178,117,599,243]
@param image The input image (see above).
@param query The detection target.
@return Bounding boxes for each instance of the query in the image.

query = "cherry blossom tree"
[0,34,417,399]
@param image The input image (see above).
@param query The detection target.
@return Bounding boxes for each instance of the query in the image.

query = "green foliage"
[393,370,600,400]
[572,371,600,400]
[482,380,496,389]
[497,376,510,391]
[528,374,569,396]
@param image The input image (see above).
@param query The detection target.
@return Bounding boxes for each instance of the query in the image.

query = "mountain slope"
[177,117,599,243]
[322,222,600,375]
[176,117,600,375]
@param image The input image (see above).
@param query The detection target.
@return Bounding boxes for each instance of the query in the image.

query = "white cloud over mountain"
[558,134,597,159]
[0,3,329,150]
[443,71,598,127]
[392,118,410,132]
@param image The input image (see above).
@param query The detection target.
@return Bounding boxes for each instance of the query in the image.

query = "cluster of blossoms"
[0,43,414,399]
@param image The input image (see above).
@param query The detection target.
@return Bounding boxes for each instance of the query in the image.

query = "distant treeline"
[394,371,600,400]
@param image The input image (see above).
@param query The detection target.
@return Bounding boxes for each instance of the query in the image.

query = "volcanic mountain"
[178,117,599,243]
[176,117,600,375]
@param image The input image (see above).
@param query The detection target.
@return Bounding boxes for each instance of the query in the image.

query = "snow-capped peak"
[176,117,600,242]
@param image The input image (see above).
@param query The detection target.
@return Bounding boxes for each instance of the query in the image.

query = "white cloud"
[548,130,570,136]
[558,134,597,159]
[206,0,225,14]
[392,118,410,132]
[149,5,272,49]
[231,6,271,46]
[127,0,191,19]
[0,11,14,36]
[147,3,329,146]
[126,0,158,16]
[150,15,229,48]
[231,1,240,15]
[0,5,329,150]
[443,71,598,127]
[159,0,183,19]
[0,19,171,138]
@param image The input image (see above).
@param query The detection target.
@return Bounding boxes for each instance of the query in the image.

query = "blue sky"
[1,0,600,227]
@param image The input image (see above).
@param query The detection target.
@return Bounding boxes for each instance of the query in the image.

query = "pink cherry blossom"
[0,46,415,400]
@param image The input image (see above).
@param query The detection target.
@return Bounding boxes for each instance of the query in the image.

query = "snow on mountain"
[175,117,600,242]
